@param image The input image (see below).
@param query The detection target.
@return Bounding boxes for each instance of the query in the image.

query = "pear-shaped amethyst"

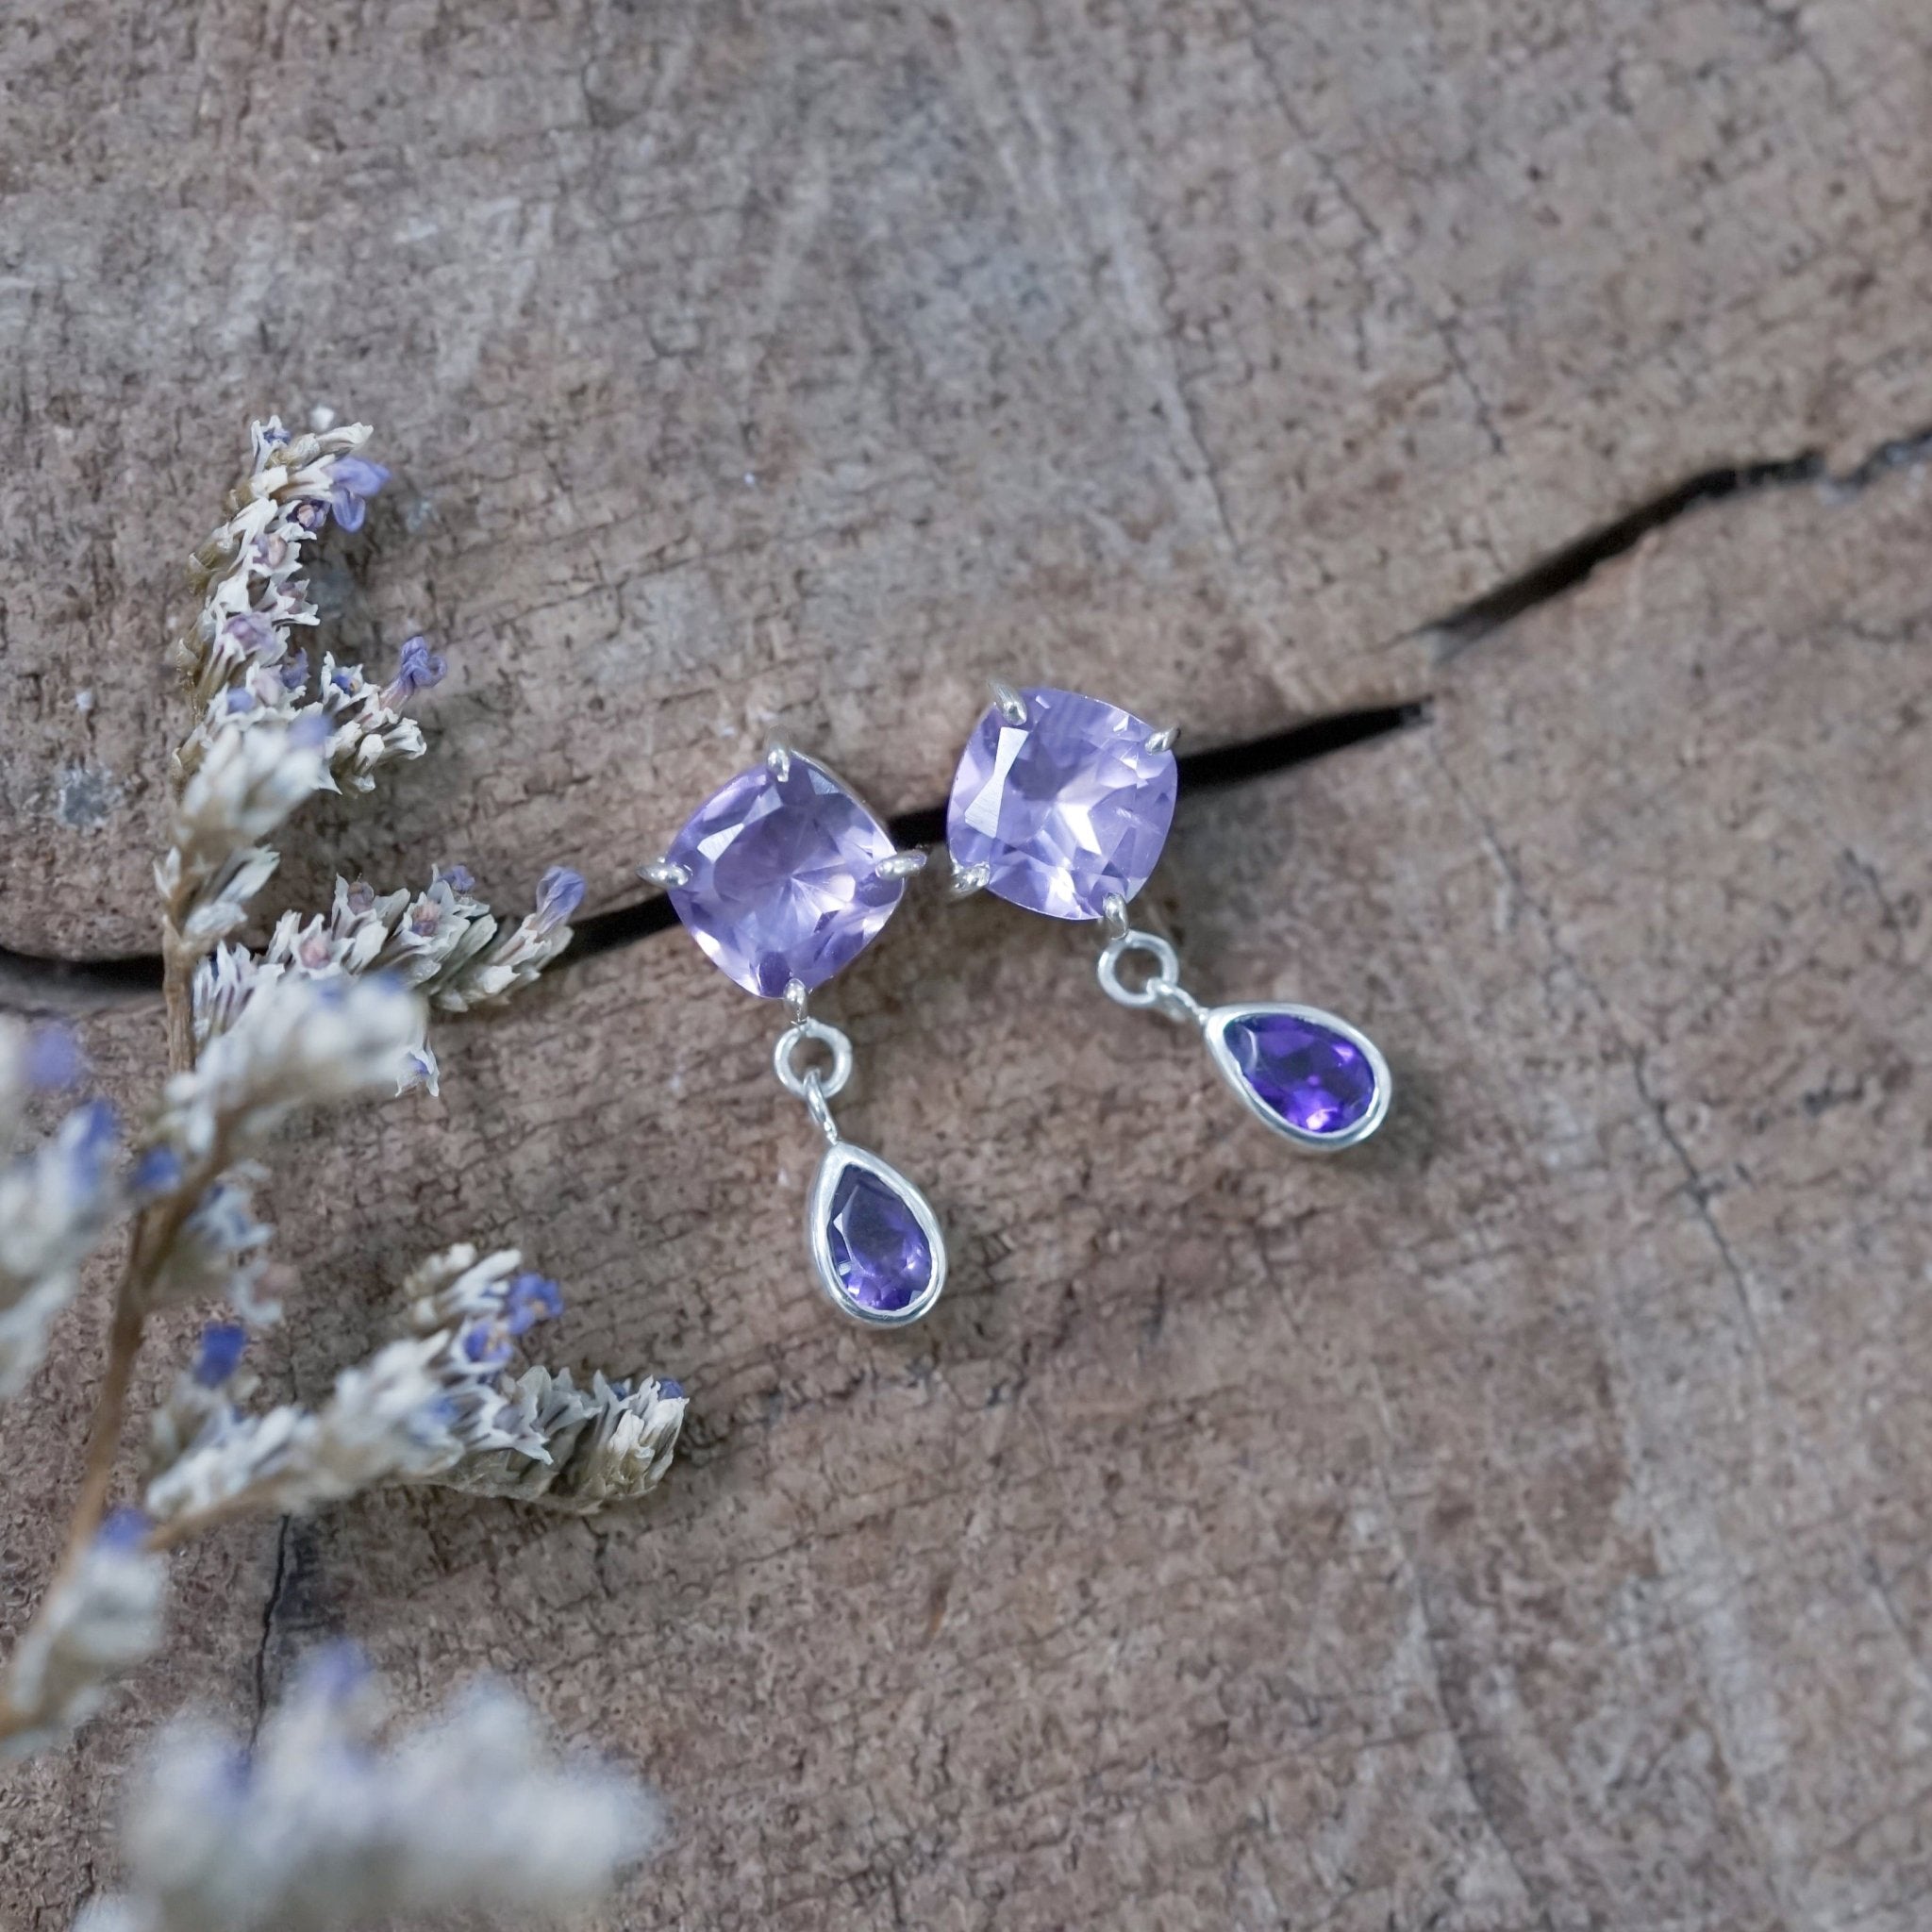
[1223,1010,1379,1136]
[666,755,903,997]
[824,1164,934,1314]
[947,687,1177,920]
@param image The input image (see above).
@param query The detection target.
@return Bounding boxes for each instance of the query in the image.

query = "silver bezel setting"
[1202,1002,1392,1154]
[805,1141,948,1328]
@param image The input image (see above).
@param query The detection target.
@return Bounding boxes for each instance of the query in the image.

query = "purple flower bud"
[382,634,446,707]
[223,610,278,657]
[131,1144,183,1198]
[434,862,476,893]
[25,1024,83,1091]
[458,1322,514,1369]
[97,1507,151,1551]
[532,866,586,934]
[332,455,390,499]
[505,1273,564,1336]
[657,1377,685,1402]
[344,880,377,915]
[280,648,310,692]
[97,1514,150,1557]
[290,709,331,750]
[327,456,391,534]
[299,1641,371,1704]
[68,1099,119,1181]
[223,688,257,715]
[192,1323,248,1388]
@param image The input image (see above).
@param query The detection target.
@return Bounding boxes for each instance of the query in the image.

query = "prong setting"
[947,859,991,899]
[766,744,792,780]
[638,857,691,890]
[989,680,1027,725]
[1145,724,1179,754]
[874,849,929,881]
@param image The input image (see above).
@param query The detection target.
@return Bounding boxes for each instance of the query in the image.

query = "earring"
[641,747,947,1327]
[944,684,1391,1150]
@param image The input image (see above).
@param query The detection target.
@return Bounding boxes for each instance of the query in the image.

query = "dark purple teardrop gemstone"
[1224,1011,1378,1135]
[824,1166,933,1313]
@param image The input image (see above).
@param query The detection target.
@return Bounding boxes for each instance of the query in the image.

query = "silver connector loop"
[774,1016,853,1143]
[1096,927,1207,1026]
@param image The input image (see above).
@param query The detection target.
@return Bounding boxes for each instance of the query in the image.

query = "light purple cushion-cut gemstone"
[1224,1012,1378,1135]
[666,755,903,997]
[946,687,1178,920]
[824,1166,933,1313]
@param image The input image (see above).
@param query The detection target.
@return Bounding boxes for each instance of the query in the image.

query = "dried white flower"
[430,866,587,1012]
[191,865,584,1097]
[151,973,426,1171]
[143,1250,684,1529]
[142,1325,254,1482]
[144,1251,558,1524]
[76,1646,658,1932]
[142,1163,277,1322]
[174,418,383,710]
[430,1364,688,1512]
[157,716,328,949]
[1,1518,166,1757]
[0,1024,123,1399]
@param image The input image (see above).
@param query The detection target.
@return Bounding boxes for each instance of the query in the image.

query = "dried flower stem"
[0,1130,220,1747]
[60,937,204,1580]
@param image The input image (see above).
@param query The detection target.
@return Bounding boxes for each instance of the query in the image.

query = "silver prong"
[989,680,1027,725]
[1145,724,1179,754]
[874,849,929,881]
[784,978,809,1023]
[1100,892,1130,941]
[638,857,691,890]
[947,859,991,900]
[766,743,792,780]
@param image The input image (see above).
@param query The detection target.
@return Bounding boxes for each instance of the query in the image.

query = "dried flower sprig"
[141,1252,685,1534]
[0,1023,124,1399]
[0,417,685,1763]
[73,1645,658,1932]
[192,862,587,1092]
[0,1513,166,1758]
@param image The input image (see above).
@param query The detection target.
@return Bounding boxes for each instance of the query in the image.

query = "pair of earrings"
[640,685,1391,1329]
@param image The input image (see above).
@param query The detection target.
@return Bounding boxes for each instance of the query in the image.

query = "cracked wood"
[4,1,1932,953]
[4,5,1932,1930]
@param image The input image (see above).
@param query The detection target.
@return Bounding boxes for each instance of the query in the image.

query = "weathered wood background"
[5,4,1932,1927]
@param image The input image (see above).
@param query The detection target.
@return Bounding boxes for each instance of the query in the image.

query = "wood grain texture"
[4,0,1932,950]
[4,4,1932,1929]
[8,466,1931,1929]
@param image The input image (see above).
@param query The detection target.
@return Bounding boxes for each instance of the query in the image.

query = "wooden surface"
[4,5,1932,1928]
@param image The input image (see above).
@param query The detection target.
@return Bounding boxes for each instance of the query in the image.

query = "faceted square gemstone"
[666,755,904,997]
[946,687,1178,920]
[1223,1010,1378,1136]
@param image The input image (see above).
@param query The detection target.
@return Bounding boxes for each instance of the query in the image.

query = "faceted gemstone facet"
[666,755,903,997]
[946,687,1178,920]
[824,1164,933,1313]
[1223,1011,1379,1136]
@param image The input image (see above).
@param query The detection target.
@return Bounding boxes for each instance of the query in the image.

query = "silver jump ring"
[1096,930,1181,1009]
[773,1018,854,1103]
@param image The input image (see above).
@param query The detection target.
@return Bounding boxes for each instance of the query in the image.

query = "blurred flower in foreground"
[0,1514,165,1757]
[74,1646,658,1932]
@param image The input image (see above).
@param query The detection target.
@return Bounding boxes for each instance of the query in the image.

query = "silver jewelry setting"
[774,1004,948,1328]
[1095,911,1391,1152]
[1200,1001,1391,1151]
